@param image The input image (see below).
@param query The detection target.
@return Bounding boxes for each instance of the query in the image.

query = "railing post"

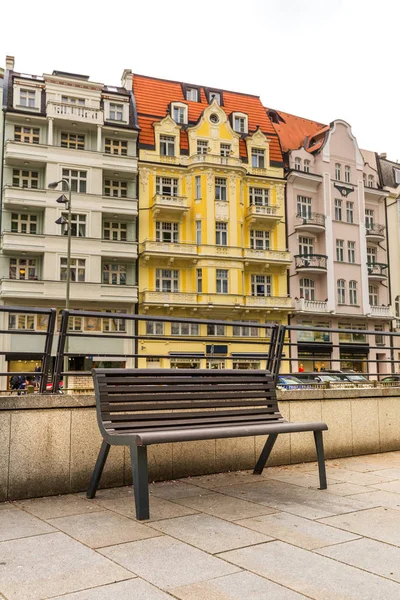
[39,308,57,393]
[267,325,278,372]
[52,309,69,393]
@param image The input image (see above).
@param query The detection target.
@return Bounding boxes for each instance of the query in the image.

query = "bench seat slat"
[98,375,272,386]
[99,390,274,403]
[101,383,275,395]
[101,400,279,412]
[106,407,280,422]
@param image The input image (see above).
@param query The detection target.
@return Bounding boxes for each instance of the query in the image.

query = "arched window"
[345,165,351,183]
[335,163,341,180]
[300,278,315,301]
[349,280,357,305]
[337,279,346,304]
[304,159,310,173]
[368,174,374,188]
[294,157,302,171]
[369,285,378,306]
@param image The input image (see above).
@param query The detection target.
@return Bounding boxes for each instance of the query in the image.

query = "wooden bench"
[88,368,328,520]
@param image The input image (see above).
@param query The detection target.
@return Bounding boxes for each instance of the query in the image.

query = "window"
[156,177,178,196]
[334,199,342,221]
[304,159,310,173]
[62,96,85,105]
[60,258,86,282]
[171,358,200,369]
[14,126,39,144]
[249,187,269,206]
[346,201,354,223]
[365,209,374,230]
[294,157,301,171]
[61,132,85,150]
[12,169,39,189]
[251,274,271,297]
[172,105,186,124]
[367,247,377,265]
[345,165,351,183]
[102,310,126,333]
[156,221,179,243]
[215,177,227,201]
[300,278,315,301]
[375,324,385,346]
[299,236,314,255]
[206,359,226,369]
[395,295,400,318]
[11,213,37,234]
[209,91,221,104]
[251,148,265,168]
[104,179,127,198]
[367,174,374,188]
[297,196,312,218]
[160,135,175,156]
[9,257,37,280]
[197,140,208,154]
[62,213,86,237]
[186,87,198,101]
[216,222,228,245]
[207,324,225,336]
[220,143,231,157]
[196,268,202,293]
[349,281,357,305]
[233,115,246,133]
[250,230,270,250]
[102,263,127,285]
[156,269,179,292]
[369,285,378,306]
[62,169,87,193]
[216,269,228,293]
[337,279,346,304]
[8,314,35,330]
[335,163,341,180]
[171,322,199,336]
[233,321,260,337]
[146,321,164,335]
[103,221,127,241]
[196,221,202,244]
[348,241,356,263]
[105,139,127,156]
[336,239,344,262]
[20,89,36,108]
[109,103,124,121]
[195,175,201,199]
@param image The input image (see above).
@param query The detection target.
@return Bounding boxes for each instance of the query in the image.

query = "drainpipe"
[0,70,10,238]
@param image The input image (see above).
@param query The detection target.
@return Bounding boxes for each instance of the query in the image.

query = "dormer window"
[220,143,231,157]
[209,91,221,104]
[294,157,301,171]
[20,89,36,108]
[186,87,198,102]
[233,113,248,134]
[368,174,374,188]
[251,148,265,168]
[304,160,310,173]
[172,103,187,124]
[197,140,209,155]
[62,95,85,106]
[160,135,175,157]
[109,103,124,121]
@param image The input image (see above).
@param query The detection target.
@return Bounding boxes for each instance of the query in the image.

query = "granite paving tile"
[367,468,400,480]
[99,536,240,590]
[179,471,266,489]
[0,508,54,542]
[319,507,400,546]
[149,513,272,553]
[48,510,160,548]
[149,480,214,500]
[49,578,175,599]
[317,538,400,583]
[173,492,278,521]
[348,490,400,510]
[320,482,373,496]
[17,494,104,520]
[326,467,395,486]
[370,479,400,493]
[218,540,400,599]
[236,512,360,550]
[171,570,308,599]
[0,532,132,600]
[91,493,198,522]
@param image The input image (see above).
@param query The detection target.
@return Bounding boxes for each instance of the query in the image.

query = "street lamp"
[49,179,72,389]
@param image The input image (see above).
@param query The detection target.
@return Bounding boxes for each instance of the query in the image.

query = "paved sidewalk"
[1,452,400,599]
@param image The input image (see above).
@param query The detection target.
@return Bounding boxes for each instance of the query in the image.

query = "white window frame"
[216,269,229,294]
[156,177,178,196]
[13,169,39,189]
[9,257,38,280]
[348,241,355,263]
[11,212,38,234]
[186,87,198,101]
[103,221,127,241]
[14,125,40,144]
[369,285,378,306]
[334,199,342,221]
[105,138,128,156]
[349,280,357,305]
[233,113,248,133]
[196,221,202,245]
[337,279,346,304]
[62,95,85,105]
[171,322,199,336]
[215,177,227,201]
[250,230,270,250]
[216,222,228,246]
[197,140,209,155]
[195,175,201,199]
[104,179,128,198]
[297,196,312,218]
[146,321,164,335]
[62,168,87,193]
[251,274,271,297]
[156,221,179,243]
[251,148,265,168]
[345,165,351,183]
[160,135,175,157]
[209,91,221,104]
[304,159,310,173]
[156,269,179,293]
[220,143,231,157]
[336,239,344,262]
[102,310,127,333]
[367,174,374,188]
[171,103,187,124]
[346,201,354,223]
[60,257,86,282]
[365,209,374,230]
[294,157,301,171]
[335,163,341,180]
[61,132,85,150]
[8,313,35,330]
[250,187,269,206]
[62,212,86,237]
[102,263,127,285]
[233,321,260,337]
[367,247,377,265]
[109,102,124,122]
[19,88,36,108]
[300,278,315,301]
[207,324,225,336]
[299,236,314,255]
[196,268,202,293]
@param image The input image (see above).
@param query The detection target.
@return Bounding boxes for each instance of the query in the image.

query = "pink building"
[271,113,391,374]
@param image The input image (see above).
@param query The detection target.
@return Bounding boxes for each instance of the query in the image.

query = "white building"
[0,56,138,383]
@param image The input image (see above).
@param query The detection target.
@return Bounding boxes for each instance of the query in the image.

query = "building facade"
[133,75,291,369]
[0,57,139,382]
[272,112,392,374]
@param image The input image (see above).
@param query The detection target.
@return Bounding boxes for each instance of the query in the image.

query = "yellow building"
[133,75,291,368]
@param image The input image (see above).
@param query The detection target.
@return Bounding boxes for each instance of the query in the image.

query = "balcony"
[197,245,242,259]
[243,248,291,265]
[151,194,189,218]
[295,298,330,313]
[369,305,393,318]
[1,232,46,255]
[4,140,47,167]
[294,254,328,273]
[246,204,283,225]
[141,290,197,306]
[188,153,243,168]
[47,101,104,125]
[140,241,197,261]
[365,223,385,242]
[294,213,326,233]
[244,296,293,309]
[367,263,388,281]
[3,186,47,209]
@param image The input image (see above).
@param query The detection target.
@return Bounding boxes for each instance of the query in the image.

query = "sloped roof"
[266,108,327,153]
[133,74,283,164]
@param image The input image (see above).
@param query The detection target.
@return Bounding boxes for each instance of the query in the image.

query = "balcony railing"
[141,290,197,305]
[245,296,293,309]
[243,248,291,263]
[295,298,330,313]
[295,213,326,228]
[189,153,243,167]
[369,305,393,318]
[367,263,388,278]
[151,194,188,215]
[140,240,197,256]
[294,254,328,270]
[365,223,385,237]
[246,204,283,221]
[47,101,104,125]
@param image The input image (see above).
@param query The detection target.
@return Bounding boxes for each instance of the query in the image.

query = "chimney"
[5,55,15,71]
[379,152,387,159]
[121,68,133,91]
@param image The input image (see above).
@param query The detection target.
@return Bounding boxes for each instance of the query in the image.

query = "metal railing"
[295,213,326,227]
[294,254,328,270]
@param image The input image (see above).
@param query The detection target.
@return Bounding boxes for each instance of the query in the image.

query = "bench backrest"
[93,368,284,437]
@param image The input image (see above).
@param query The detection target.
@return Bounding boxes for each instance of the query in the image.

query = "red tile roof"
[133,74,283,164]
[266,108,327,153]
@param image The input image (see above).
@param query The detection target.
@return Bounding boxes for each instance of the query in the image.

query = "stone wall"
[1,387,400,501]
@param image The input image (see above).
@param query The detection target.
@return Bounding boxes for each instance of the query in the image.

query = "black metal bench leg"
[87,440,110,499]
[253,433,279,475]
[314,431,327,490]
[130,444,150,520]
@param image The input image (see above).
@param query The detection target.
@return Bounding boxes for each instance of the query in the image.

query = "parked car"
[381,375,400,384]
[295,373,341,384]
[323,370,370,383]
[277,375,306,390]
[46,381,63,392]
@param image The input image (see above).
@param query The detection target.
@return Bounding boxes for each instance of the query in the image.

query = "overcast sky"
[2,0,399,160]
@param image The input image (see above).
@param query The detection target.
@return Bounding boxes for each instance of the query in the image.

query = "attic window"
[209,91,221,105]
[171,103,187,124]
[268,109,282,124]
[210,113,220,124]
[394,169,400,185]
[186,87,198,102]
[232,113,248,134]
